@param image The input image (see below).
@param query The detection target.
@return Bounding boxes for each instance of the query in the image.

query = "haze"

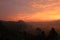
[0,0,60,22]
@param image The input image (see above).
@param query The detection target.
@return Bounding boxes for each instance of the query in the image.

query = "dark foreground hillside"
[0,20,60,40]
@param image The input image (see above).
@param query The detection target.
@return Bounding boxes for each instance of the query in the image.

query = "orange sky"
[0,0,60,22]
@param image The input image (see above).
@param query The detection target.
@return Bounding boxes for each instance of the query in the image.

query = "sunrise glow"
[0,0,60,22]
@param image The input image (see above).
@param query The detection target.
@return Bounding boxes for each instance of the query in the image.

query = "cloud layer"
[0,0,60,21]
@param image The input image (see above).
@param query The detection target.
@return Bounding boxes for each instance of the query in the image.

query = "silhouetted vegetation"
[0,20,60,40]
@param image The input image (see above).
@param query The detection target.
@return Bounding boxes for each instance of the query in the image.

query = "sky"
[0,0,60,22]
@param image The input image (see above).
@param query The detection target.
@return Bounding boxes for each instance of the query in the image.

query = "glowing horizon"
[0,0,60,22]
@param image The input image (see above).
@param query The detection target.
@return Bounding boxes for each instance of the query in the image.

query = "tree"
[0,21,5,40]
[47,28,58,40]
[17,20,27,32]
[0,21,4,30]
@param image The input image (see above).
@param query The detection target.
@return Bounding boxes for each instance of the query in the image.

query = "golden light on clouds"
[0,0,60,22]
[8,10,60,22]
[29,12,60,22]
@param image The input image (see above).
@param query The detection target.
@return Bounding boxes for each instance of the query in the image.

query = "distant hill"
[0,20,60,34]
[27,20,60,34]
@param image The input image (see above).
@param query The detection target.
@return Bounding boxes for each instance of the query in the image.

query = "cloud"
[31,0,60,12]
[0,0,60,21]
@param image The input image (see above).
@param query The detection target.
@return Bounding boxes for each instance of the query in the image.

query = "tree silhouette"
[47,28,58,40]
[16,20,28,40]
[0,21,4,30]
[41,31,46,40]
[0,21,5,40]
[35,28,42,40]
[0,20,60,40]
[17,20,27,32]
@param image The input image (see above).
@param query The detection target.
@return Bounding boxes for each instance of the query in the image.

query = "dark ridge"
[0,20,60,40]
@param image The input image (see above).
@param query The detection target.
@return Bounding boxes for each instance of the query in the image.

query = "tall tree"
[47,28,58,40]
